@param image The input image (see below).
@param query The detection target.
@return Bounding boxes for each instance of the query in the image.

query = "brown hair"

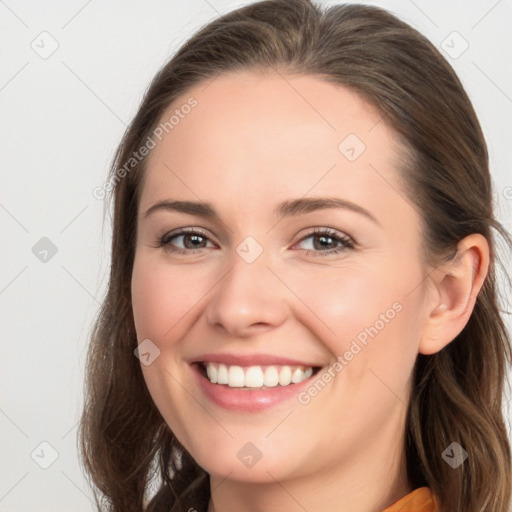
[79,1,512,510]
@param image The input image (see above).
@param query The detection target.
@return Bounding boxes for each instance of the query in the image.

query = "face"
[131,69,432,483]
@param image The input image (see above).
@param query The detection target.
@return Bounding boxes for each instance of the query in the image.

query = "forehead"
[139,69,409,222]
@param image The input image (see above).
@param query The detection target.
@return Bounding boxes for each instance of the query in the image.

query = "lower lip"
[191,364,319,412]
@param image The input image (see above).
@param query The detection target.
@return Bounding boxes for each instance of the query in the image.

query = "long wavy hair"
[79,1,512,510]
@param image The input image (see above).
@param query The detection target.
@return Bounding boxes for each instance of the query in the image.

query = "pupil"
[185,234,205,248]
[315,235,335,250]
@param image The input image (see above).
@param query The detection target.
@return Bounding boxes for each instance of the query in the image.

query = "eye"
[294,227,354,257]
[155,227,354,257]
[157,228,215,254]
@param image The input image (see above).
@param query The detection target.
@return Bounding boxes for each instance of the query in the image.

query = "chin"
[187,437,308,484]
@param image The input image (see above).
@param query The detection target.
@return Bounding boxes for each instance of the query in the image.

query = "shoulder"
[382,487,439,512]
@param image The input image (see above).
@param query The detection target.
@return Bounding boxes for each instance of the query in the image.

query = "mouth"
[195,361,322,390]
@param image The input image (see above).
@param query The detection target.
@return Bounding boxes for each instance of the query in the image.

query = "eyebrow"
[143,197,379,225]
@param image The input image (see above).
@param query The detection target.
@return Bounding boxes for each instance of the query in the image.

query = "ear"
[418,234,490,355]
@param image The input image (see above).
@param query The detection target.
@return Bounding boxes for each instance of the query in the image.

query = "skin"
[131,69,489,512]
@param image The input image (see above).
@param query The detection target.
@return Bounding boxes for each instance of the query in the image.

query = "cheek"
[131,257,206,443]
[286,262,424,396]
[287,264,408,347]
[131,258,200,343]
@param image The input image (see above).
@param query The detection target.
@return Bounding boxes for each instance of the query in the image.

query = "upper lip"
[189,353,323,367]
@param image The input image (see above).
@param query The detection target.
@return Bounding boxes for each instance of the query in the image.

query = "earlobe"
[418,234,490,356]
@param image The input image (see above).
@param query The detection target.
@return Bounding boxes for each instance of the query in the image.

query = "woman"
[79,1,512,511]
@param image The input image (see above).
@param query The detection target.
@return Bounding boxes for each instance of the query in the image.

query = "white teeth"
[278,366,292,386]
[228,365,245,387]
[203,362,315,388]
[245,366,264,388]
[206,363,217,384]
[263,366,279,387]
[291,367,304,383]
[217,364,228,385]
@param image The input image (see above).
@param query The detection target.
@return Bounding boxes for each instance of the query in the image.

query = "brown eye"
[159,228,214,254]
[295,228,354,256]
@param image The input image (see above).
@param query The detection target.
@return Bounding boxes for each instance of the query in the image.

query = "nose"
[204,250,290,338]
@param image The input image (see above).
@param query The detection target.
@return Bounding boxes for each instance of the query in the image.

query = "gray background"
[1,0,511,510]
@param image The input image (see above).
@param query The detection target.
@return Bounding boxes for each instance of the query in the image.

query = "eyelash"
[156,227,355,257]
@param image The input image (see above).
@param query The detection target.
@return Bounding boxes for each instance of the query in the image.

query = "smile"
[191,361,323,412]
[201,362,317,388]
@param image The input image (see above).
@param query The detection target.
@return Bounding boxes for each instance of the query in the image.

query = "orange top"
[382,487,438,511]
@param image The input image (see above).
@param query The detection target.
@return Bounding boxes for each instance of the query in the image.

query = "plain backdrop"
[1,1,511,510]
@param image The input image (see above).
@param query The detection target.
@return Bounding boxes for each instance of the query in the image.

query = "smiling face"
[131,69,433,488]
